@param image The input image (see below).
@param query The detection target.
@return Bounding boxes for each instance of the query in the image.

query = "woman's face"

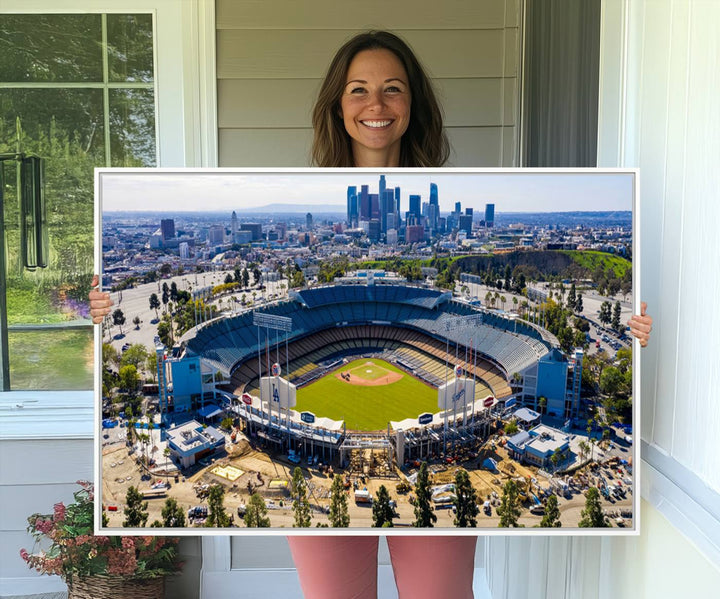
[340,48,411,167]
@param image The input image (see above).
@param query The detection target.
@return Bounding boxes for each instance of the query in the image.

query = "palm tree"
[578,440,589,464]
[164,447,172,483]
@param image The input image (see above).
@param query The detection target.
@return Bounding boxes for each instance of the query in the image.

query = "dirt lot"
[102,435,633,530]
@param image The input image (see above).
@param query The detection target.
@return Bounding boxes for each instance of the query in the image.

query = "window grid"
[0,12,157,390]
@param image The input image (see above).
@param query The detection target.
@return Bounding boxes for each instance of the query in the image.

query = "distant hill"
[454,250,631,280]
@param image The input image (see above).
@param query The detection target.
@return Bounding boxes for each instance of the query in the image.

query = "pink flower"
[106,547,137,576]
[34,518,54,534]
[53,502,66,522]
[121,537,135,549]
[19,548,29,562]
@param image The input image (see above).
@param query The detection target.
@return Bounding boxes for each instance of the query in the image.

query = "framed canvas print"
[95,168,639,535]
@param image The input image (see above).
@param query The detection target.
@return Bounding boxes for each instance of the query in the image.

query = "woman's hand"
[89,274,113,324]
[627,301,652,348]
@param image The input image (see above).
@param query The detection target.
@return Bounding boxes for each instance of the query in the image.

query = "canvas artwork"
[96,168,638,534]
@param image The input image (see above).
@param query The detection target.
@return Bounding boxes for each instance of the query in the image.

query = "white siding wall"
[216,0,521,167]
[486,0,720,597]
[0,439,94,594]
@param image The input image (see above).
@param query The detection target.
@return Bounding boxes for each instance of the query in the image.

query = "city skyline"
[99,170,634,214]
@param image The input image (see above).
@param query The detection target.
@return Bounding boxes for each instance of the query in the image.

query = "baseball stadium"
[160,273,581,470]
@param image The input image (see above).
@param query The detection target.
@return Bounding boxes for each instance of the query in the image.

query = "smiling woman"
[340,48,412,167]
[311,30,449,168]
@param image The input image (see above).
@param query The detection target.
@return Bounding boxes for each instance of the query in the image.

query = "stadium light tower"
[441,314,484,453]
[253,312,293,440]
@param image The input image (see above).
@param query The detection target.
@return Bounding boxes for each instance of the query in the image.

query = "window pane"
[107,14,155,83]
[8,329,94,390]
[109,88,157,166]
[1,89,102,324]
[0,12,157,391]
[0,14,103,82]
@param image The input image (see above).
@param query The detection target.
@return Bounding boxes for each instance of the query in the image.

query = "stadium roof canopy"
[182,283,556,379]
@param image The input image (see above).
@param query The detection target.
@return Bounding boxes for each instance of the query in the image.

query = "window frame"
[0,0,216,424]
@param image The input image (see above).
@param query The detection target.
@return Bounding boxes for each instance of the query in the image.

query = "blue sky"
[100,169,635,213]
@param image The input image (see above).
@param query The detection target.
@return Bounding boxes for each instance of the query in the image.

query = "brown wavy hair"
[311,31,449,167]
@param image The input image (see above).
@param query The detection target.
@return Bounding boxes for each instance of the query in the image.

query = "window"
[0,13,156,390]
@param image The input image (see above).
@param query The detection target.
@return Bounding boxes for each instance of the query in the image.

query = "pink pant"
[287,536,477,599]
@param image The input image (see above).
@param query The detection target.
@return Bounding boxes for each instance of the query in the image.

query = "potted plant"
[20,480,182,599]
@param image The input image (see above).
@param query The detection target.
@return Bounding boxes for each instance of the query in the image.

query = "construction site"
[102,420,634,529]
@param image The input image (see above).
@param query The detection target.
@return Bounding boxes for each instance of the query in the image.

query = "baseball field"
[294,358,438,431]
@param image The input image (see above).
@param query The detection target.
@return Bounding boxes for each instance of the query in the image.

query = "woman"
[90,30,652,599]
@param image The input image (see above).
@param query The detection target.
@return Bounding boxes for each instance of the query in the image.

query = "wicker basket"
[67,575,165,599]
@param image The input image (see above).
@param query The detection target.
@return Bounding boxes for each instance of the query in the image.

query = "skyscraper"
[360,185,370,220]
[306,212,313,229]
[485,203,495,227]
[347,186,358,226]
[381,189,394,233]
[429,183,439,232]
[394,187,401,228]
[409,195,421,218]
[160,218,175,240]
[231,211,238,236]
[370,194,380,220]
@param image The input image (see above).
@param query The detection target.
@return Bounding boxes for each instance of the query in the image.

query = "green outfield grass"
[295,358,438,431]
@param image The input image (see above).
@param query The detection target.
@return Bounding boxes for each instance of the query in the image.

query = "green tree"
[328,474,350,528]
[120,344,149,372]
[550,448,562,474]
[540,495,561,527]
[290,269,306,288]
[206,484,231,527]
[244,493,271,528]
[599,301,612,326]
[112,308,126,335]
[242,267,250,288]
[149,292,161,319]
[578,440,590,463]
[504,418,519,435]
[161,283,170,312]
[497,479,522,528]
[504,265,512,291]
[118,364,139,395]
[612,301,622,331]
[599,366,625,397]
[157,318,172,347]
[538,397,547,415]
[578,487,610,528]
[123,485,148,527]
[372,485,395,528]
[575,293,583,313]
[453,469,479,527]
[146,352,158,383]
[102,343,119,369]
[412,462,436,528]
[291,467,312,528]
[159,497,186,527]
[567,283,576,312]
